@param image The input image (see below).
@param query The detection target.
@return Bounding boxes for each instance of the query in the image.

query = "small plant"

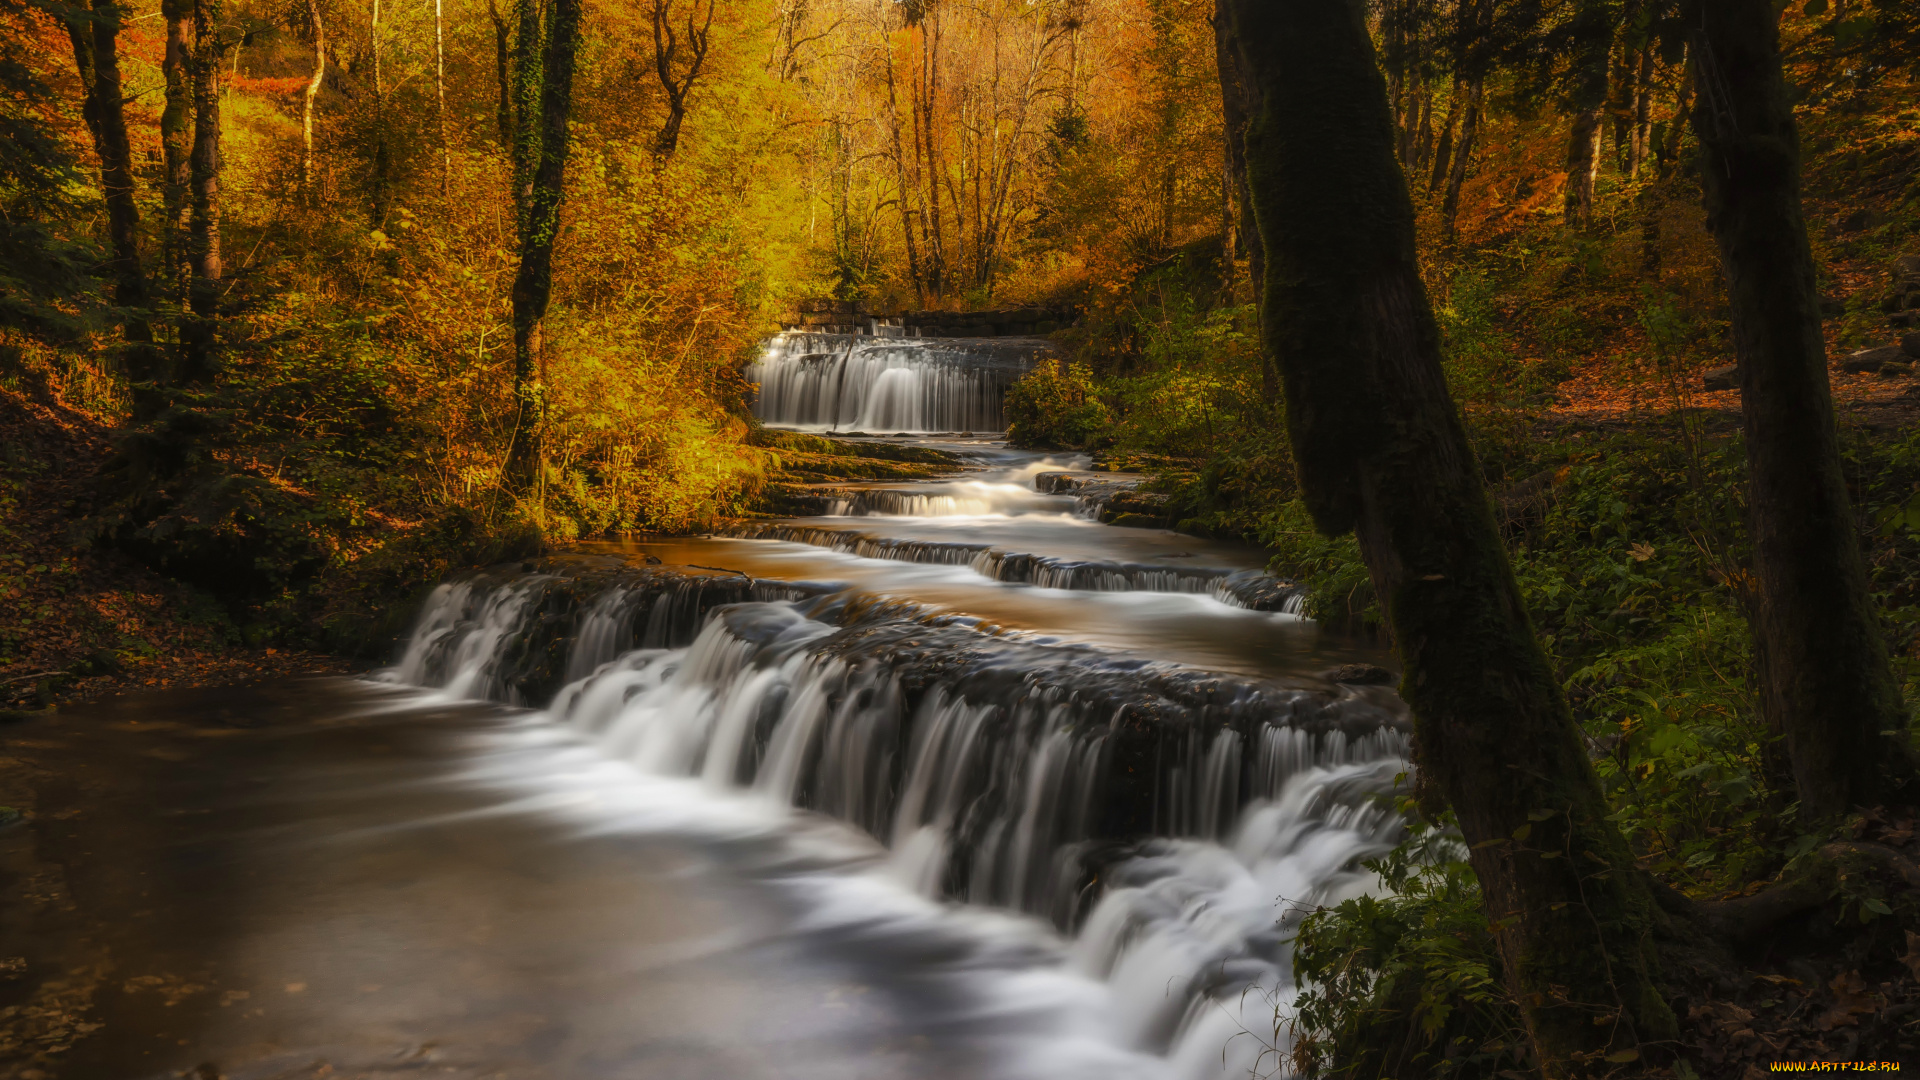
[1287,820,1532,1080]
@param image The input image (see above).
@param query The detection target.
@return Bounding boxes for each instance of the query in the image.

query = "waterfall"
[383,562,1410,1077]
[749,332,1045,432]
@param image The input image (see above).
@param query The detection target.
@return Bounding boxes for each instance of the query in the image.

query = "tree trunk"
[505,0,583,491]
[1428,82,1461,194]
[369,0,390,227]
[161,0,193,296]
[1218,1,1677,1073]
[301,0,324,198]
[1441,78,1481,246]
[182,0,224,385]
[66,0,155,373]
[1640,58,1691,274]
[488,0,512,145]
[649,0,713,163]
[1628,44,1653,179]
[882,43,927,308]
[1683,0,1920,817]
[1563,1,1612,228]
[435,0,448,197]
[1564,106,1603,227]
[1211,0,1265,387]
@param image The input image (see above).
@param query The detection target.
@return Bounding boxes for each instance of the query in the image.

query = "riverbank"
[0,390,354,714]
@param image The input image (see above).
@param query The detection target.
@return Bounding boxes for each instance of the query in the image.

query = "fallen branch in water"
[689,565,754,586]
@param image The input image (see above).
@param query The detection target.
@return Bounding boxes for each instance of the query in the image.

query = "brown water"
[0,680,1110,1080]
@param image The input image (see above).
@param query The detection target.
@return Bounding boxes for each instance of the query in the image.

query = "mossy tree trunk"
[504,0,582,491]
[181,0,225,386]
[1682,0,1919,817]
[1218,1,1677,1073]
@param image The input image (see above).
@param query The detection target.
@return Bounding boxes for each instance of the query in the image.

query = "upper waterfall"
[748,331,1050,433]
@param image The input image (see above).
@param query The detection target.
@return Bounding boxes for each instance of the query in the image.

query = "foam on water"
[383,578,1411,1079]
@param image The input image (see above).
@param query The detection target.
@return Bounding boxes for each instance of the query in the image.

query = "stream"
[9,335,1412,1080]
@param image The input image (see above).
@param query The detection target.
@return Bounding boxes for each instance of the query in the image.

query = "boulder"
[1843,346,1908,374]
[1703,363,1741,391]
[1902,333,1920,359]
[1320,663,1396,686]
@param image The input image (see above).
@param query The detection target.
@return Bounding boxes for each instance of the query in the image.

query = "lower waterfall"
[382,559,1411,1078]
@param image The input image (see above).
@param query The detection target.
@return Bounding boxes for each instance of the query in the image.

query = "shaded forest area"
[2,0,1920,1073]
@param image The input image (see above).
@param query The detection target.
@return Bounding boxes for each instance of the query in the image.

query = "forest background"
[2,0,1919,1071]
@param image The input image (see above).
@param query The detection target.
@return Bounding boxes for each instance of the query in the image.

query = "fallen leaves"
[1814,971,1881,1031]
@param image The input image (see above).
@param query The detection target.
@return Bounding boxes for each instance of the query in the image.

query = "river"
[4,334,1411,1079]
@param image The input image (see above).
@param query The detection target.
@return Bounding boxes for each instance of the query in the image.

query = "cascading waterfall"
[749,332,1044,432]
[722,522,1308,611]
[384,561,1410,1078]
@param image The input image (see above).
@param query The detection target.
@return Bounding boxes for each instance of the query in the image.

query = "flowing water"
[747,333,1051,433]
[369,362,1414,1080]
[14,351,1412,1078]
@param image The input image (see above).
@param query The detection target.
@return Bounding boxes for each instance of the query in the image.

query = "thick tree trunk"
[1219,1,1677,1073]
[301,0,324,197]
[1683,0,1920,817]
[161,0,193,296]
[182,0,224,385]
[504,0,583,491]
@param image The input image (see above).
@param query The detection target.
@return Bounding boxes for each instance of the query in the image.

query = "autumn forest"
[2,0,1919,1075]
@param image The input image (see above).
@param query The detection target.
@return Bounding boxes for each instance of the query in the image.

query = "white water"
[382,438,1409,1079]
[749,332,1042,433]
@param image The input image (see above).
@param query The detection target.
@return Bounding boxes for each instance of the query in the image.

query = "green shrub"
[1006,359,1111,448]
[1288,821,1531,1080]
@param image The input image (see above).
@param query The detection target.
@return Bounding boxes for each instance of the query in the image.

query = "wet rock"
[1703,364,1741,391]
[1842,346,1908,374]
[1320,664,1396,686]
[1215,570,1306,612]
[1098,490,1172,528]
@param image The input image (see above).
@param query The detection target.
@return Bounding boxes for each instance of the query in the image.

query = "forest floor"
[0,389,354,717]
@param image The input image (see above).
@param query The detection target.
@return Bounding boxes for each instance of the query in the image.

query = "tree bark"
[182,0,225,385]
[649,0,713,163]
[1564,107,1603,227]
[488,0,512,146]
[66,0,155,372]
[435,0,448,197]
[368,0,390,227]
[881,40,927,308]
[1682,0,1920,817]
[1428,82,1461,194]
[1563,0,1612,228]
[1219,1,1677,1073]
[161,0,193,296]
[504,0,583,491]
[1211,0,1262,297]
[301,0,324,198]
[1440,77,1481,246]
[1628,44,1653,179]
